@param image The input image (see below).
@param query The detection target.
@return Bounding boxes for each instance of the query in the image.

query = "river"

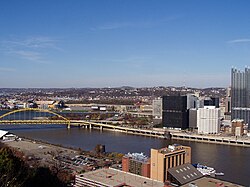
[0,124,249,186]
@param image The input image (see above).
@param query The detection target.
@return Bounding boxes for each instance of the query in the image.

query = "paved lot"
[4,138,113,173]
[4,139,82,171]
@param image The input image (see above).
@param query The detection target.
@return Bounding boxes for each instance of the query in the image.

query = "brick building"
[122,152,150,178]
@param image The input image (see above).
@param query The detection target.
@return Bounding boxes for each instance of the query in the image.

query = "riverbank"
[171,132,250,147]
[4,138,82,171]
[1,125,249,186]
[76,123,250,147]
[3,137,122,174]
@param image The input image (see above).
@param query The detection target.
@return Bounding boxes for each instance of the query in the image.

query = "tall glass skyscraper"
[231,67,250,126]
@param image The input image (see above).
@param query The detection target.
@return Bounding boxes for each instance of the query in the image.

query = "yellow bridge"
[0,108,71,128]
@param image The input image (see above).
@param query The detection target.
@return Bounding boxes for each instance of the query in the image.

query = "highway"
[70,120,250,147]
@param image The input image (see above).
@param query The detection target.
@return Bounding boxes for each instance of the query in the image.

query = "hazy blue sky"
[0,0,250,88]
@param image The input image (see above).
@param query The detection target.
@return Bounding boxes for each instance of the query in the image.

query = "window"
[179,154,182,165]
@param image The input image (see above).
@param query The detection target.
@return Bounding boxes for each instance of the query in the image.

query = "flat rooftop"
[124,152,149,163]
[181,176,243,187]
[76,168,165,187]
[158,144,188,154]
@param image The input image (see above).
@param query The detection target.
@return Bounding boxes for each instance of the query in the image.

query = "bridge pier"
[67,123,71,129]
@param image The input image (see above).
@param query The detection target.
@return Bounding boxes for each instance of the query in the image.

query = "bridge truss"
[0,108,71,128]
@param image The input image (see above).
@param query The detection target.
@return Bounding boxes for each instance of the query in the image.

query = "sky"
[0,0,250,88]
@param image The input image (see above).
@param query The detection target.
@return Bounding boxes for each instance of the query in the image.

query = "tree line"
[0,142,68,187]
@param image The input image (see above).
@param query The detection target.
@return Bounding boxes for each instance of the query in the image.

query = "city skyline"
[1,0,250,88]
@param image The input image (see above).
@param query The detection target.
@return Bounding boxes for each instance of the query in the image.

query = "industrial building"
[150,144,191,182]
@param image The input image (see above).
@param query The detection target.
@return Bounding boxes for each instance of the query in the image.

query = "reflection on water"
[0,124,249,186]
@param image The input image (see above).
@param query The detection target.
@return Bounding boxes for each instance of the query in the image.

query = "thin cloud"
[2,36,61,50]
[92,56,151,68]
[109,56,149,63]
[227,38,250,44]
[0,67,16,72]
[92,16,179,31]
[110,57,149,68]
[94,22,135,30]
[1,36,61,63]
[13,50,47,63]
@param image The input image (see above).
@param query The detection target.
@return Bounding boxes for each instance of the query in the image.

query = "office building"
[225,97,231,113]
[152,98,162,119]
[162,95,198,129]
[122,152,150,178]
[162,95,188,129]
[231,108,250,126]
[231,119,244,136]
[195,99,204,108]
[189,108,197,129]
[150,144,191,182]
[225,87,232,120]
[187,94,198,109]
[225,97,231,120]
[197,106,220,134]
[202,97,219,108]
[231,67,250,126]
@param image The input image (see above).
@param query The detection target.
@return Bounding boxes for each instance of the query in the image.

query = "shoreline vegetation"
[0,135,124,187]
[0,141,68,187]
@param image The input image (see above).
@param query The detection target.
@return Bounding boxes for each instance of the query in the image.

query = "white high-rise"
[197,106,220,134]
[152,98,162,119]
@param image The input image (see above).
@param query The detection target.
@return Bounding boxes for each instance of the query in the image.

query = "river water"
[0,124,249,186]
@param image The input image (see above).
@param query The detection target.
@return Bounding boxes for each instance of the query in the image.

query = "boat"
[193,163,216,176]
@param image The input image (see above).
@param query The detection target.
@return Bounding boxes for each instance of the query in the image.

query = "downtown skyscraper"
[231,67,250,127]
